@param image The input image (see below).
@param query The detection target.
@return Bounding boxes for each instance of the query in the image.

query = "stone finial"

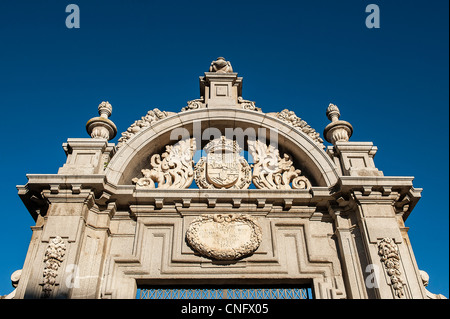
[98,101,112,118]
[323,103,353,145]
[209,57,233,73]
[86,101,117,140]
[326,103,341,122]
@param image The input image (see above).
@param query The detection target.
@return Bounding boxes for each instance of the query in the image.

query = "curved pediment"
[102,57,340,189]
[105,107,338,188]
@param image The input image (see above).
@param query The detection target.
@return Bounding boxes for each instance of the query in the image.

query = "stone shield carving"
[194,136,251,189]
[186,214,262,260]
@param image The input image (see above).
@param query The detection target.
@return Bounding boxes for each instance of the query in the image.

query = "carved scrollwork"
[378,237,406,298]
[132,138,196,189]
[237,96,262,112]
[41,236,66,298]
[117,108,176,149]
[181,97,205,112]
[248,140,311,190]
[185,214,262,260]
[267,109,324,147]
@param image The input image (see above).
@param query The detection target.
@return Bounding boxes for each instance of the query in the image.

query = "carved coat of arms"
[194,136,251,189]
[186,214,262,260]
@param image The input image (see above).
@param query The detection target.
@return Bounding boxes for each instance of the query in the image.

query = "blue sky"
[0,0,448,297]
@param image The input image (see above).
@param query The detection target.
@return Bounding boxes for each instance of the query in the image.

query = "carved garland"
[41,236,66,298]
[185,214,262,260]
[378,237,406,298]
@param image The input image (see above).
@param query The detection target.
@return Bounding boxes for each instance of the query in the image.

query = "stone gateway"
[5,57,446,299]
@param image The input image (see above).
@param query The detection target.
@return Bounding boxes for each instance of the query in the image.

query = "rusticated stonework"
[185,214,262,260]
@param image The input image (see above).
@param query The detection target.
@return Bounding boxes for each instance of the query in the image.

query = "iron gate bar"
[138,287,312,299]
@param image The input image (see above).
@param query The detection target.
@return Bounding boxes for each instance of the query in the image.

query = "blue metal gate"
[138,287,312,299]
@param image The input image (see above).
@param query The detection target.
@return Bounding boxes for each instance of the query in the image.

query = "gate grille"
[138,287,312,299]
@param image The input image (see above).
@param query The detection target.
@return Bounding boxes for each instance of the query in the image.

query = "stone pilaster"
[350,188,426,299]
[329,202,371,299]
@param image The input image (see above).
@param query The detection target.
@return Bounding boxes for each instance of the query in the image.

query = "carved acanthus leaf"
[267,109,324,147]
[248,140,311,190]
[116,108,176,149]
[132,138,196,189]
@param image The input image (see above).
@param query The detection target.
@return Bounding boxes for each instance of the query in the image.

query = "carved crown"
[203,136,242,154]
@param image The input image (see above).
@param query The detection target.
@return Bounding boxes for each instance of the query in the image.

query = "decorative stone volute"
[323,103,353,145]
[86,101,117,140]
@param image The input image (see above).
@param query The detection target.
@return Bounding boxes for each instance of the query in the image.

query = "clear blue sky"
[0,0,448,298]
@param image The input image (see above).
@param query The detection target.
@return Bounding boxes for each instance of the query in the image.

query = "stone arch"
[105,108,339,188]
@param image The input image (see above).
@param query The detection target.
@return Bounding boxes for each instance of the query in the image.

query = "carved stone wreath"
[185,214,262,261]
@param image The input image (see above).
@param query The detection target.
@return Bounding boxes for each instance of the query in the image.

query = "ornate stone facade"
[9,57,446,299]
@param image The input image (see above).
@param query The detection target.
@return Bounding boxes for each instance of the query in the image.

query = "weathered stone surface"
[185,214,262,260]
[194,136,252,189]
